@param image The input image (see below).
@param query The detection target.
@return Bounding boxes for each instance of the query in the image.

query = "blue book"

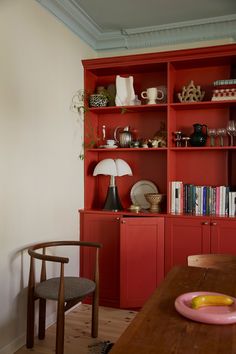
[202,186,207,215]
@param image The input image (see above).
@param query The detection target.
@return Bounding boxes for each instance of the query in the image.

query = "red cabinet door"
[211,219,236,254]
[165,216,211,274]
[80,212,120,307]
[120,217,164,308]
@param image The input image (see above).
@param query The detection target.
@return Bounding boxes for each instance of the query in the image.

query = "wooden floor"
[15,304,137,354]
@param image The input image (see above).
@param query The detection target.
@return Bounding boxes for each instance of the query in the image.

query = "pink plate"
[175,291,236,324]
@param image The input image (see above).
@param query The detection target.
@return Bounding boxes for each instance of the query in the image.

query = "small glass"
[207,128,217,147]
[226,120,236,146]
[216,128,227,147]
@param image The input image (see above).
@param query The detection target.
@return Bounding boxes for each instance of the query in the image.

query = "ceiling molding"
[36,0,236,51]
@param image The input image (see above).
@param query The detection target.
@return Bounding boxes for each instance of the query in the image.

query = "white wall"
[0,0,96,353]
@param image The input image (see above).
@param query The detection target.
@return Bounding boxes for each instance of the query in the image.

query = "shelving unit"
[80,43,236,309]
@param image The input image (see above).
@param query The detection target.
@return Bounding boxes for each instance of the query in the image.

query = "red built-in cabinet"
[80,211,164,308]
[80,44,236,308]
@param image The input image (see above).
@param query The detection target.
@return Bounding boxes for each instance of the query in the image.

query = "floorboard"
[15,304,137,354]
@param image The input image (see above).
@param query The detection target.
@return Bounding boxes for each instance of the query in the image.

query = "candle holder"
[173,131,182,147]
[181,136,191,147]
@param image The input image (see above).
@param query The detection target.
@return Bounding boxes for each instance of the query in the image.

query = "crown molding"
[36,0,236,51]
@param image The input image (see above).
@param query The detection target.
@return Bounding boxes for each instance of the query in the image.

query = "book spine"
[170,181,176,214]
[202,186,207,215]
[216,186,220,216]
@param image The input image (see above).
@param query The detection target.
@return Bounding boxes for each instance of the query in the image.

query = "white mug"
[141,87,164,104]
[106,139,116,146]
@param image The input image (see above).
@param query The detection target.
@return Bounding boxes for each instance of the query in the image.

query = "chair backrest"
[28,240,102,293]
[187,254,236,271]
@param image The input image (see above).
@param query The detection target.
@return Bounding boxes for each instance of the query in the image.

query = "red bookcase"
[80,44,236,308]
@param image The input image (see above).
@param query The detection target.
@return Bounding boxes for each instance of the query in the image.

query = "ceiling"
[36,0,236,51]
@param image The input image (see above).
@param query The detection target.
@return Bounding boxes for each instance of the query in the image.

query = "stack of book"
[170,181,236,217]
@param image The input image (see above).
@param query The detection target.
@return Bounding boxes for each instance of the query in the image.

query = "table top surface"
[110,265,236,354]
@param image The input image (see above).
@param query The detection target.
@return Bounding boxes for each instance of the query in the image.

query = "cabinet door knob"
[211,222,217,226]
[121,220,126,224]
[202,221,209,225]
[116,217,120,221]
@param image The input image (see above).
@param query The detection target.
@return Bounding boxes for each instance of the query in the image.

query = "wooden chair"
[187,254,236,271]
[26,240,102,354]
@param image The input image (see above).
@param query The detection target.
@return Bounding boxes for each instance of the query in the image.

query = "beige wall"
[0,1,95,353]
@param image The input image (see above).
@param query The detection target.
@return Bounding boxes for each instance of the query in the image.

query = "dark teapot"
[190,123,208,147]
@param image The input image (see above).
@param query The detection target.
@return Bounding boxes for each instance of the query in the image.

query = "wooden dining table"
[109,265,236,354]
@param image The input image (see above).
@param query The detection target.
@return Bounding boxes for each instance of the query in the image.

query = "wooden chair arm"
[28,240,102,264]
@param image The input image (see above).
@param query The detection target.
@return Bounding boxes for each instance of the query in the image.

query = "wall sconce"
[93,158,132,211]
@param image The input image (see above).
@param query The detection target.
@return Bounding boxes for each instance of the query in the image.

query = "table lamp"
[93,158,132,211]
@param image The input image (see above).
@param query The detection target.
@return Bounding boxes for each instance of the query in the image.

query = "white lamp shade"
[93,158,132,176]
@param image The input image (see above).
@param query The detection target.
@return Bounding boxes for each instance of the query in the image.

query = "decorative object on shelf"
[181,136,191,147]
[89,94,108,107]
[144,193,165,213]
[115,75,136,106]
[190,123,207,147]
[93,158,133,211]
[128,204,141,213]
[157,85,167,103]
[207,128,217,147]
[173,131,183,147]
[130,180,159,209]
[177,80,205,102]
[141,87,164,105]
[216,128,227,147]
[106,139,116,147]
[152,121,167,147]
[114,126,133,147]
[212,79,236,101]
[106,83,116,106]
[130,140,140,148]
[212,88,236,101]
[133,95,141,105]
[226,120,236,146]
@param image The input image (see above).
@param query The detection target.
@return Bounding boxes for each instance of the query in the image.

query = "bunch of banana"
[191,295,234,309]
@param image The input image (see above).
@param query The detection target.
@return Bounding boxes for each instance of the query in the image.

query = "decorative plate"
[175,291,236,325]
[130,180,158,209]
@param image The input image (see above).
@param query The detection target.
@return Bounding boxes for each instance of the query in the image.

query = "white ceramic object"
[130,180,158,209]
[115,75,135,106]
[141,87,164,104]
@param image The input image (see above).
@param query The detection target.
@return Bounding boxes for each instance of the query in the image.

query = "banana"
[191,295,234,309]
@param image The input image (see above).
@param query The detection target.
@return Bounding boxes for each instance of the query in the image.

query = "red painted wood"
[210,219,236,254]
[120,217,164,308]
[165,216,211,274]
[80,211,120,307]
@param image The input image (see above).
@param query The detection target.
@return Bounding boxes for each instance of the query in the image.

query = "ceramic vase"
[115,75,135,106]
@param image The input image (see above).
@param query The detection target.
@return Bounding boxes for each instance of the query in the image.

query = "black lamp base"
[103,186,123,211]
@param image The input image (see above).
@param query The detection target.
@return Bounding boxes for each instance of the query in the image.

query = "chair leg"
[55,302,65,354]
[38,298,46,339]
[26,289,35,348]
[91,289,99,338]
